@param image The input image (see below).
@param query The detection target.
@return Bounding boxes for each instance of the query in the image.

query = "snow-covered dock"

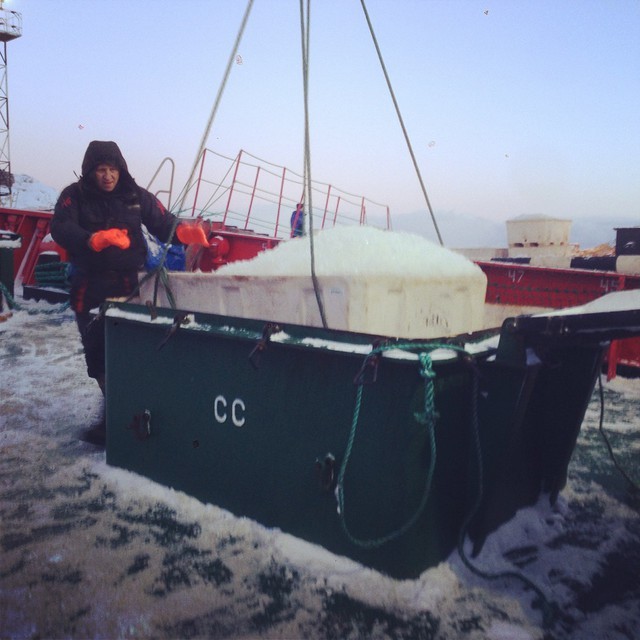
[1,304,639,639]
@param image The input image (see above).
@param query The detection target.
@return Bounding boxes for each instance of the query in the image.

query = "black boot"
[80,421,106,447]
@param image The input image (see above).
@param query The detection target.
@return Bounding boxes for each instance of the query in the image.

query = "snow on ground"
[1,302,639,639]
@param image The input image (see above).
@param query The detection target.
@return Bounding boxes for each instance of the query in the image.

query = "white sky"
[5,0,640,226]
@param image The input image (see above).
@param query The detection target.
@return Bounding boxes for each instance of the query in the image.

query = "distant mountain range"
[6,174,637,251]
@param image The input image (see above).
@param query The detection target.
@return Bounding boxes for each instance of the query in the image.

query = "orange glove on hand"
[176,223,209,247]
[89,228,131,252]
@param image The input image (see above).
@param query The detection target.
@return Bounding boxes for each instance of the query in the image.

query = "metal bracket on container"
[354,353,380,385]
[128,409,152,441]
[145,300,158,321]
[353,339,388,385]
[157,312,189,350]
[249,322,281,370]
[315,453,337,492]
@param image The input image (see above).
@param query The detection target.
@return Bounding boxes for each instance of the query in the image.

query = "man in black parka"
[52,140,208,444]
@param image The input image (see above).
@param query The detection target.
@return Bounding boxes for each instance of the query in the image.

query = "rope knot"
[418,352,435,379]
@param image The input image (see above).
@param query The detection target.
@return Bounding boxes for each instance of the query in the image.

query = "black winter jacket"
[51,175,178,274]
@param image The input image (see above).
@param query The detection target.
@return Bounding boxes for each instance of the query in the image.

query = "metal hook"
[157,312,189,350]
[248,322,282,369]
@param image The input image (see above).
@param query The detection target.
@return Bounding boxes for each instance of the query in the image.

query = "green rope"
[34,261,71,289]
[157,266,177,311]
[0,281,70,314]
[337,338,558,628]
[336,342,467,548]
[148,216,180,312]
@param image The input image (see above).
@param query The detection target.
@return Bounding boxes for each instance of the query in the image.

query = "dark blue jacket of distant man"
[290,203,304,237]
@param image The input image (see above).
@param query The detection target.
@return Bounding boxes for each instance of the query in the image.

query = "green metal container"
[0,231,21,310]
[105,301,635,578]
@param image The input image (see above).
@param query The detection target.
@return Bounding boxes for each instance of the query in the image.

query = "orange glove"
[176,223,209,246]
[89,228,131,252]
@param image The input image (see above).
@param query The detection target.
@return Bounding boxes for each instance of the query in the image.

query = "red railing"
[2,148,393,285]
[175,148,392,238]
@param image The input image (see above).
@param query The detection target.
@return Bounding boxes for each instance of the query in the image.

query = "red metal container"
[477,260,640,308]
[0,207,66,287]
[476,260,640,378]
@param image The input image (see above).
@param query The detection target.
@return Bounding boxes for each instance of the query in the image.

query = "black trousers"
[75,311,106,380]
[71,269,138,380]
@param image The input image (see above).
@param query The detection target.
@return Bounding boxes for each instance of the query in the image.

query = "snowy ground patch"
[1,304,639,639]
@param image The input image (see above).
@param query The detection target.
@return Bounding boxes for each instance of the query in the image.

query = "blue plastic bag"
[143,226,186,271]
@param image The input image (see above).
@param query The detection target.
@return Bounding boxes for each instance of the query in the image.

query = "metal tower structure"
[0,1,21,201]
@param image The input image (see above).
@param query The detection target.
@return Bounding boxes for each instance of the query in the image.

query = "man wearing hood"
[52,140,208,445]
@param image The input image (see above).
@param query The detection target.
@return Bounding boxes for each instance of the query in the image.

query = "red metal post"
[606,341,619,381]
[615,337,640,372]
[332,196,341,227]
[16,218,49,286]
[223,150,243,225]
[245,165,261,230]
[274,167,286,237]
[321,185,332,230]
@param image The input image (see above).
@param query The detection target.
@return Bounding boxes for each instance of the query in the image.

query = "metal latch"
[128,409,152,440]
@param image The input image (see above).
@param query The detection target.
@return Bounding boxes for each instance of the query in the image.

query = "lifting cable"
[173,0,255,216]
[136,0,256,316]
[359,0,444,246]
[299,0,328,329]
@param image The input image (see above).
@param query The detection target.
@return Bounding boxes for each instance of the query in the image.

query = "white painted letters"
[231,398,245,427]
[214,394,246,427]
